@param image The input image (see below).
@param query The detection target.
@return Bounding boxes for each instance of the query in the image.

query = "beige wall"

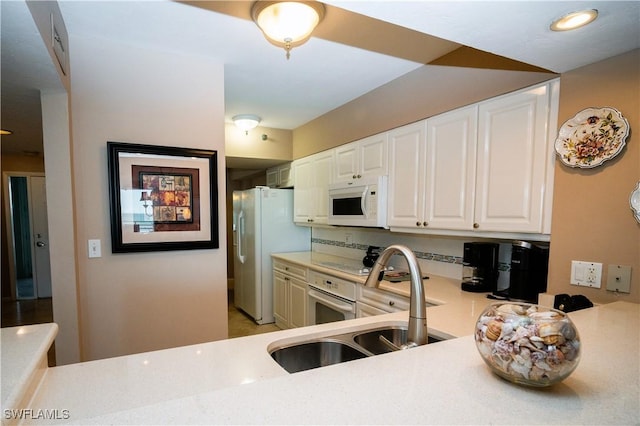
[225,123,292,162]
[547,49,639,304]
[293,65,556,157]
[68,35,228,361]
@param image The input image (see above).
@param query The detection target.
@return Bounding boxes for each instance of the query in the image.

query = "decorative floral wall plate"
[555,107,630,168]
[631,181,640,224]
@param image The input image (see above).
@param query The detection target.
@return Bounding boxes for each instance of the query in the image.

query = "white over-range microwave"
[327,176,388,228]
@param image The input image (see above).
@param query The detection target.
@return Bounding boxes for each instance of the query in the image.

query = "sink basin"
[353,326,443,355]
[270,339,368,373]
[269,325,445,373]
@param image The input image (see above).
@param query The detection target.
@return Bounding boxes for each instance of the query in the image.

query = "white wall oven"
[307,271,357,325]
[328,176,388,228]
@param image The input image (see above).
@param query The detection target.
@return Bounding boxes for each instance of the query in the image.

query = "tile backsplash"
[311,227,514,282]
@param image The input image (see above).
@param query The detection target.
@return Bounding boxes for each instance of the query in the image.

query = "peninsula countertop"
[6,252,639,424]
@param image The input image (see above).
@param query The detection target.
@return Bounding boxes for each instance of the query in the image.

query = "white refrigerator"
[232,187,311,324]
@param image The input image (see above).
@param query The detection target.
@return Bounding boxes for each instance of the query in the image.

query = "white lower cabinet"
[356,285,410,318]
[273,260,308,329]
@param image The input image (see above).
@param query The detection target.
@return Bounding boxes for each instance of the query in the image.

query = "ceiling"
[1,1,638,163]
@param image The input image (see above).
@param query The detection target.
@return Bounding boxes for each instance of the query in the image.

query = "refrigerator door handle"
[237,210,246,264]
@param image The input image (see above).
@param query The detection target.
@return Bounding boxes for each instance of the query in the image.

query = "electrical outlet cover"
[606,265,632,293]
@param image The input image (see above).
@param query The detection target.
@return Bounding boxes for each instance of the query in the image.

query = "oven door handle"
[308,288,355,314]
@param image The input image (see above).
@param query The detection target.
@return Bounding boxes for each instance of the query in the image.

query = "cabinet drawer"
[357,285,409,313]
[273,260,307,281]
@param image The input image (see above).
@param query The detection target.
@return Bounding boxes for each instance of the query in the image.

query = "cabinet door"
[424,105,478,230]
[359,133,388,178]
[334,142,359,182]
[476,85,549,232]
[266,168,279,188]
[273,272,289,328]
[387,121,427,228]
[289,279,307,328]
[278,163,292,188]
[311,151,334,224]
[292,158,313,224]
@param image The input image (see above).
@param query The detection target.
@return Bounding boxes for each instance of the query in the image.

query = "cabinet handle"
[357,174,362,178]
[284,277,290,281]
[423,221,428,227]
[352,174,357,179]
[416,221,421,227]
[473,223,479,229]
[388,300,395,306]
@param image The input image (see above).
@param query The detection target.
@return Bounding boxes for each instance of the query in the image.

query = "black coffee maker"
[508,241,550,302]
[461,242,499,293]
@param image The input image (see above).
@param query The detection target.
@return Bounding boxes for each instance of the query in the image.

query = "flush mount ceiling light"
[252,1,325,60]
[550,9,598,31]
[233,114,261,135]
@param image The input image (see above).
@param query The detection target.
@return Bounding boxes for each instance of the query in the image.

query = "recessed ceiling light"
[0,129,13,135]
[550,9,598,31]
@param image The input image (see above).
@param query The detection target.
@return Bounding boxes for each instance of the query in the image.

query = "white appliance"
[327,176,388,228]
[307,270,357,325]
[233,187,310,324]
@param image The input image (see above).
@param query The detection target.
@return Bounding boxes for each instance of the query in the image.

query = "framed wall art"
[107,142,219,253]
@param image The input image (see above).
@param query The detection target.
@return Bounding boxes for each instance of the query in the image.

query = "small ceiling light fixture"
[0,129,13,135]
[252,1,325,60]
[233,114,262,135]
[550,9,598,31]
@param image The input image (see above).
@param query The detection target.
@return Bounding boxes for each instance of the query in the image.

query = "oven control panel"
[308,271,357,301]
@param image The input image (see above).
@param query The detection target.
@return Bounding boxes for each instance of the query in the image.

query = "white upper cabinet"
[474,82,556,233]
[387,121,427,228]
[387,79,559,236]
[293,150,334,225]
[266,163,292,188]
[333,133,388,182]
[424,105,478,230]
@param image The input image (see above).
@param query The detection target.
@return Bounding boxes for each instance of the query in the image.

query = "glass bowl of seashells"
[475,302,581,387]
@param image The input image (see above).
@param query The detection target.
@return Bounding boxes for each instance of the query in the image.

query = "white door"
[424,105,478,230]
[475,85,549,232]
[31,176,52,298]
[3,173,52,300]
[387,121,427,228]
[334,142,359,182]
[311,151,333,224]
[292,158,313,223]
[359,133,388,179]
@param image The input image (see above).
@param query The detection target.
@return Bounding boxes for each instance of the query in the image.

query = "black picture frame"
[107,141,218,253]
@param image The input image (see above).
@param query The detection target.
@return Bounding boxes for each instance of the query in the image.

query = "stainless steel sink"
[269,325,444,373]
[270,339,368,373]
[353,326,442,355]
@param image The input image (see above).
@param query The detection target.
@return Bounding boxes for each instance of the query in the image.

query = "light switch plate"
[88,239,101,258]
[606,265,632,293]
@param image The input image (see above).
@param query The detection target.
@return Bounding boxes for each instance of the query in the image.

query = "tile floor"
[227,291,281,338]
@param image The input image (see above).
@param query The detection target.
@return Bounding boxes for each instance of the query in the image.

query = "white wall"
[68,35,227,361]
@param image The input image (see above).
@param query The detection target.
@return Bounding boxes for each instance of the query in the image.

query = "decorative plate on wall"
[555,107,630,168]
[631,181,640,224]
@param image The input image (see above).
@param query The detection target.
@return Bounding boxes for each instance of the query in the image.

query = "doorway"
[2,173,52,300]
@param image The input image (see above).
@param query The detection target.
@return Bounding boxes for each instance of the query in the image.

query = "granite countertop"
[5,252,639,424]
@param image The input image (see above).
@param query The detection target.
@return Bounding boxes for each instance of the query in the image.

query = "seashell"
[485,320,503,341]
[542,334,560,345]
[530,311,561,320]
[538,322,562,338]
[497,304,526,315]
